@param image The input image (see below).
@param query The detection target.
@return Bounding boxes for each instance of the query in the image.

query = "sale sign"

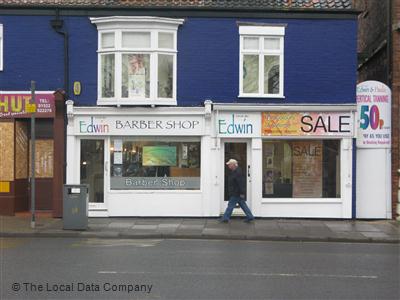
[261,112,353,137]
[356,81,391,148]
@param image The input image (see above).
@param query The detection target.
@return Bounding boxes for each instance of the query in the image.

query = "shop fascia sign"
[216,112,261,137]
[75,115,204,136]
[356,81,391,148]
[0,92,55,118]
[262,111,354,137]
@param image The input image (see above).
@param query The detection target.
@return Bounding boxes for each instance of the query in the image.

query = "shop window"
[110,139,201,190]
[262,140,340,198]
[91,17,184,105]
[0,24,3,71]
[239,25,285,98]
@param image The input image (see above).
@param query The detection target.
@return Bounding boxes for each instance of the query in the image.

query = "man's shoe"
[219,219,229,223]
[244,218,254,223]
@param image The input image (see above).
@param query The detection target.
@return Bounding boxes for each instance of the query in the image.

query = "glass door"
[222,141,251,215]
[80,139,104,204]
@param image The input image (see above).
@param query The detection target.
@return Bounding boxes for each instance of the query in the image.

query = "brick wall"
[355,0,399,219]
[354,0,389,84]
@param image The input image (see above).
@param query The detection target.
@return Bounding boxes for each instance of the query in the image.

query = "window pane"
[243,37,259,50]
[264,38,280,50]
[158,32,174,49]
[122,54,150,98]
[122,32,151,48]
[243,55,259,94]
[262,140,340,198]
[110,140,201,190]
[264,55,280,94]
[101,32,114,48]
[158,54,173,98]
[101,54,115,98]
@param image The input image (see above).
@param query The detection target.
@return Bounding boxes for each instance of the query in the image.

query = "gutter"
[0,6,360,19]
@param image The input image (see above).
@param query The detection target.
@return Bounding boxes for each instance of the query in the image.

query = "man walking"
[221,159,255,223]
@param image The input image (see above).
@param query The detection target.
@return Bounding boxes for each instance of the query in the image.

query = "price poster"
[292,141,323,198]
[356,81,391,148]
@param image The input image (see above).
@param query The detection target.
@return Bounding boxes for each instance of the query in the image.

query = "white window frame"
[91,17,184,106]
[239,25,285,99]
[0,24,3,71]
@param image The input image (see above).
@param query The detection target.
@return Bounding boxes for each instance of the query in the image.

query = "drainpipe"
[51,10,69,206]
[398,169,400,220]
[387,0,392,88]
[51,10,69,98]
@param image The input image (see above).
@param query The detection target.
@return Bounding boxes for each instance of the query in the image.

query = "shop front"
[0,91,64,216]
[213,104,357,219]
[66,102,213,217]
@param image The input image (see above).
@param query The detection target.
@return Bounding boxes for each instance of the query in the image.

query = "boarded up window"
[0,122,14,181]
[15,121,28,179]
[29,139,54,178]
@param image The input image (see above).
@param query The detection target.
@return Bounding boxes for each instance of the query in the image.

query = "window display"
[262,140,340,198]
[110,140,201,190]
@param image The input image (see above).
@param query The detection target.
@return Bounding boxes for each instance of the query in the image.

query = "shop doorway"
[221,141,251,215]
[80,140,104,205]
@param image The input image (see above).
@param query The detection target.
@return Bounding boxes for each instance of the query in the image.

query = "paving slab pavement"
[0,215,399,243]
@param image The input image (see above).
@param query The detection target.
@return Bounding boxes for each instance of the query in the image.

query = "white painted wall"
[107,191,203,216]
[356,149,391,219]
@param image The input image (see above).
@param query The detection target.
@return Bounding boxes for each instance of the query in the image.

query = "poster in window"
[128,54,146,98]
[142,146,177,166]
[264,169,274,195]
[264,143,274,168]
[114,139,122,152]
[113,151,123,164]
[292,141,322,198]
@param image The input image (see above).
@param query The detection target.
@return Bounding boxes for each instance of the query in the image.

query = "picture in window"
[128,54,146,98]
[142,146,177,166]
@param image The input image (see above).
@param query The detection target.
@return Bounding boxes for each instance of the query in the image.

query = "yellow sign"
[0,181,10,193]
[73,81,81,96]
[262,112,302,136]
[25,103,37,113]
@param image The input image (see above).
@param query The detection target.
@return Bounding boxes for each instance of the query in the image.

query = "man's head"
[226,158,238,170]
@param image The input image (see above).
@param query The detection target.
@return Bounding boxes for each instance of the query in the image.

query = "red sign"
[0,92,55,118]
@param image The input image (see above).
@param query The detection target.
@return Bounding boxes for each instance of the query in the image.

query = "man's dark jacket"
[227,166,246,199]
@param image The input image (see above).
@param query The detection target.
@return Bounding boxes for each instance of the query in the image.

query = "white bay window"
[91,17,184,105]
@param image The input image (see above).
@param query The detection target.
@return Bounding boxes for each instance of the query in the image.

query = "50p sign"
[356,81,391,148]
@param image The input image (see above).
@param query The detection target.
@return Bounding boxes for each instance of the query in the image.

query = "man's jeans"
[222,196,254,221]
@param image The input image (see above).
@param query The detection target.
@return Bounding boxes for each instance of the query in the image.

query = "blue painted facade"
[0,15,357,106]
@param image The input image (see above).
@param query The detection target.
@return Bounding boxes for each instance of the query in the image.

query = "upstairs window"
[239,25,285,98]
[0,24,3,71]
[91,17,184,105]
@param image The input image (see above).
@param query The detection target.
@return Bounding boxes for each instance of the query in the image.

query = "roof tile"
[0,0,353,10]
